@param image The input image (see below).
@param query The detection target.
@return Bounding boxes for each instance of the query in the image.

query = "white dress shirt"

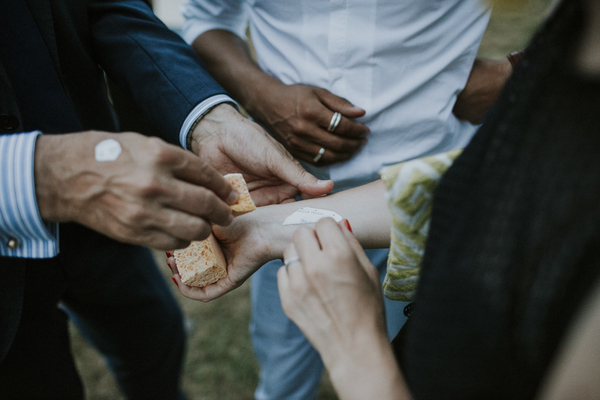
[182,0,490,192]
[0,96,234,258]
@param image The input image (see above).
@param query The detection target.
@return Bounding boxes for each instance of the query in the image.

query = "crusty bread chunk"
[174,234,227,287]
[225,173,256,216]
[173,173,255,287]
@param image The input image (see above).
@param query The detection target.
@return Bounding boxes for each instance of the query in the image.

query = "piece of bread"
[224,173,256,216]
[174,234,227,287]
[173,173,255,287]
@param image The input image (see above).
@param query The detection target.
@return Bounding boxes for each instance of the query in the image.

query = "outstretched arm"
[168,180,391,301]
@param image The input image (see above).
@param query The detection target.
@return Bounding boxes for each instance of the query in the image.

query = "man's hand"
[453,58,513,124]
[249,83,370,165]
[191,103,334,206]
[189,30,368,166]
[35,131,238,250]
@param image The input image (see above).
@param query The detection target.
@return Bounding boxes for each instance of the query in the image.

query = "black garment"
[399,1,600,399]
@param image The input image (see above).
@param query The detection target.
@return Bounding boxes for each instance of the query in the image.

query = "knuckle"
[146,138,173,164]
[126,204,151,226]
[135,174,163,198]
[287,134,303,148]
[297,103,316,119]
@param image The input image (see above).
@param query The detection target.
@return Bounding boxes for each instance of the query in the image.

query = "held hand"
[453,58,513,124]
[249,83,370,165]
[35,131,237,250]
[166,209,282,301]
[277,218,387,365]
[191,103,334,205]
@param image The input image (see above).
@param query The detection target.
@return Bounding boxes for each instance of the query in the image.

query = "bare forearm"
[191,29,279,115]
[244,180,391,260]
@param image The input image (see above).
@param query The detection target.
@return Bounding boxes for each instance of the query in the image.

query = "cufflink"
[7,238,19,250]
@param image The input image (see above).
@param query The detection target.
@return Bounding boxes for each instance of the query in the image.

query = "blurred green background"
[70,1,554,399]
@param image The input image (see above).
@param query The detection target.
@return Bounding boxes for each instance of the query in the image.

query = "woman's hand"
[277,218,409,400]
[166,206,290,301]
[277,218,386,363]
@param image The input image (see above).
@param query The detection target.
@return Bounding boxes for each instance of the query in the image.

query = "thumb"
[315,88,366,118]
[268,139,334,196]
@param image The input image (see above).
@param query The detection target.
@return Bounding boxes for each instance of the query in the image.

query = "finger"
[338,219,379,283]
[156,209,214,242]
[165,181,233,227]
[286,136,356,165]
[171,150,238,205]
[292,227,322,266]
[283,242,304,280]
[316,111,370,140]
[300,125,366,154]
[258,136,334,196]
[245,182,300,206]
[166,255,178,275]
[313,217,350,250]
[314,88,366,119]
[141,230,190,251]
[329,115,371,140]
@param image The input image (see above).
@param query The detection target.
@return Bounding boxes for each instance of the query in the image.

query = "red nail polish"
[344,219,353,233]
[166,251,172,258]
[172,277,179,287]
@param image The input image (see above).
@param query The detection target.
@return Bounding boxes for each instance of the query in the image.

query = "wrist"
[326,328,404,400]
[190,103,241,154]
[250,203,308,260]
[242,74,287,122]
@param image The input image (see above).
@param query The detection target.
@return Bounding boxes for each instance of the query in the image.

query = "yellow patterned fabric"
[379,149,463,301]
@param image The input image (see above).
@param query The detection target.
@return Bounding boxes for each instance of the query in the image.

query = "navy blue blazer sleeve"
[88,0,228,145]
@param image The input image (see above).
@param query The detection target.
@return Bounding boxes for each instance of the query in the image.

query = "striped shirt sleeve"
[0,132,59,258]
[179,94,238,150]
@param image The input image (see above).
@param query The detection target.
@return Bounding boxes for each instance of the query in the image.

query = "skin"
[453,58,513,124]
[168,2,599,398]
[191,30,511,164]
[35,103,333,251]
[167,180,391,301]
[191,29,370,165]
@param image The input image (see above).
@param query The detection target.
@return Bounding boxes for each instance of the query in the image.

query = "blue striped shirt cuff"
[0,132,59,258]
[179,94,238,150]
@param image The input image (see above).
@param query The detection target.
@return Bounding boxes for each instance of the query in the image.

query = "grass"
[70,2,553,399]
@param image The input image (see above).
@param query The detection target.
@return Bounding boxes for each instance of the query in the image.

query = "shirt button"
[7,238,19,250]
[0,114,19,130]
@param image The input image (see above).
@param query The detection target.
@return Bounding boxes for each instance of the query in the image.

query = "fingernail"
[344,219,353,233]
[172,277,179,287]
[227,190,239,205]
[165,251,172,258]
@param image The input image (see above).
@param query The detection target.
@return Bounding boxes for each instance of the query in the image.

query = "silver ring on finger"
[327,112,342,132]
[313,147,326,163]
[283,256,301,271]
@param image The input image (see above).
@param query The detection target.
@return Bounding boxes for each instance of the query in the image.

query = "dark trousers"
[0,224,186,399]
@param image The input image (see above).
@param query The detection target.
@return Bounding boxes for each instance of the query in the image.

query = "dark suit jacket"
[0,0,228,362]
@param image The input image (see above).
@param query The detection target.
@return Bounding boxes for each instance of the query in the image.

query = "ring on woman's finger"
[313,147,326,163]
[283,256,301,270]
[327,111,342,132]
